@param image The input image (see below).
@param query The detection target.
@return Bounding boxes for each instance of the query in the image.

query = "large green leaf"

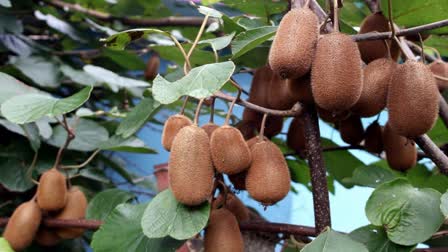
[0,120,40,151]
[1,86,93,124]
[366,178,444,245]
[91,203,184,252]
[98,135,157,154]
[102,28,167,50]
[116,97,160,138]
[0,72,41,105]
[9,56,60,88]
[427,118,448,146]
[301,228,368,252]
[152,61,235,104]
[199,32,235,51]
[349,225,415,252]
[151,44,216,67]
[344,165,398,188]
[83,65,148,93]
[101,48,146,70]
[0,156,35,192]
[380,0,448,34]
[231,26,277,59]
[441,191,448,218]
[86,189,135,220]
[0,238,14,252]
[425,35,448,57]
[46,118,109,152]
[60,65,100,87]
[141,189,210,240]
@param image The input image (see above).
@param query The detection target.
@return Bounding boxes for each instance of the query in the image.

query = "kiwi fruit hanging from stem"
[204,208,244,252]
[54,186,88,239]
[364,121,384,154]
[339,114,365,145]
[37,167,67,212]
[383,123,417,171]
[144,53,160,81]
[161,114,192,151]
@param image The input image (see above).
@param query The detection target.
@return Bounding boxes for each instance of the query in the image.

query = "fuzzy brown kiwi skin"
[144,54,160,81]
[287,117,306,156]
[266,71,298,110]
[212,194,250,223]
[201,122,219,138]
[317,107,350,123]
[339,115,365,145]
[169,125,214,206]
[383,123,417,171]
[287,74,314,105]
[37,168,67,211]
[204,208,244,252]
[429,60,448,91]
[352,58,396,117]
[357,12,400,63]
[3,200,42,251]
[364,121,384,154]
[246,140,291,205]
[269,8,319,79]
[248,66,271,107]
[210,125,252,175]
[236,119,257,140]
[311,32,363,112]
[161,114,192,151]
[387,60,439,137]
[54,187,88,239]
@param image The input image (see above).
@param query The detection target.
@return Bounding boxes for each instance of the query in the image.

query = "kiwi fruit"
[317,107,349,123]
[236,119,257,140]
[35,228,61,247]
[269,7,319,79]
[311,32,363,112]
[246,140,291,205]
[169,125,214,205]
[383,123,417,171]
[3,200,42,251]
[264,115,284,138]
[266,71,298,110]
[204,208,244,252]
[429,59,448,90]
[161,114,192,151]
[37,168,67,211]
[212,193,250,223]
[352,58,396,117]
[201,122,219,138]
[144,54,160,81]
[248,66,271,107]
[287,117,306,155]
[287,74,314,105]
[357,12,400,63]
[339,114,365,145]
[364,121,383,154]
[387,60,439,137]
[405,33,431,43]
[210,125,252,175]
[54,187,88,239]
[228,171,247,191]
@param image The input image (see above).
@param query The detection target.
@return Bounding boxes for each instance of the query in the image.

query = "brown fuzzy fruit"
[383,123,417,171]
[236,119,257,140]
[169,125,214,205]
[3,200,42,251]
[387,60,439,137]
[364,121,384,154]
[429,60,448,90]
[264,115,284,138]
[339,115,364,145]
[357,12,400,63]
[55,187,88,239]
[35,228,61,247]
[210,125,252,175]
[246,140,291,205]
[311,32,363,112]
[248,66,271,107]
[201,122,219,138]
[161,114,192,151]
[212,194,250,223]
[287,117,306,155]
[266,71,298,110]
[204,208,244,252]
[352,58,396,117]
[269,8,319,79]
[144,54,160,81]
[317,107,349,123]
[37,168,67,211]
[287,74,314,105]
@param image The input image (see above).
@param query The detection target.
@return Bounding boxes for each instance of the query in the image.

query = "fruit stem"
[27,152,39,185]
[194,98,205,125]
[179,96,189,115]
[259,113,268,142]
[425,46,442,60]
[53,115,76,170]
[381,39,391,59]
[224,80,243,125]
[418,33,425,64]
[332,0,339,31]
[60,149,101,170]
[387,0,395,38]
[209,97,215,123]
[183,14,210,74]
[305,0,311,8]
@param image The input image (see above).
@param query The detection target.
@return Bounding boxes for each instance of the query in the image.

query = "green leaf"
[1,86,93,124]
[380,0,448,34]
[197,6,222,18]
[199,32,235,51]
[10,56,60,88]
[151,44,216,67]
[302,228,368,252]
[425,35,448,57]
[86,189,135,220]
[91,203,184,252]
[231,26,277,59]
[21,123,40,152]
[102,28,167,50]
[427,118,448,145]
[0,0,11,7]
[35,10,84,42]
[141,189,210,240]
[60,65,100,87]
[441,191,448,218]
[366,178,444,245]
[98,154,134,184]
[345,165,398,188]
[0,238,14,252]
[116,97,160,138]
[0,72,41,105]
[349,225,416,252]
[152,61,235,104]
[222,0,287,20]
[46,118,109,152]
[79,168,111,184]
[101,48,146,70]
[0,157,35,192]
[98,135,157,154]
[83,65,148,93]
[286,159,310,187]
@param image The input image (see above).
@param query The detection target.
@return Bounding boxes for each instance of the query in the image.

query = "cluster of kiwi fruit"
[266,2,442,171]
[2,168,88,251]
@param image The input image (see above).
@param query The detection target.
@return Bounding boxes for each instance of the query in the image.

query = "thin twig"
[413,134,448,175]
[259,113,268,142]
[60,149,101,169]
[184,14,210,73]
[193,99,205,125]
[53,115,75,169]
